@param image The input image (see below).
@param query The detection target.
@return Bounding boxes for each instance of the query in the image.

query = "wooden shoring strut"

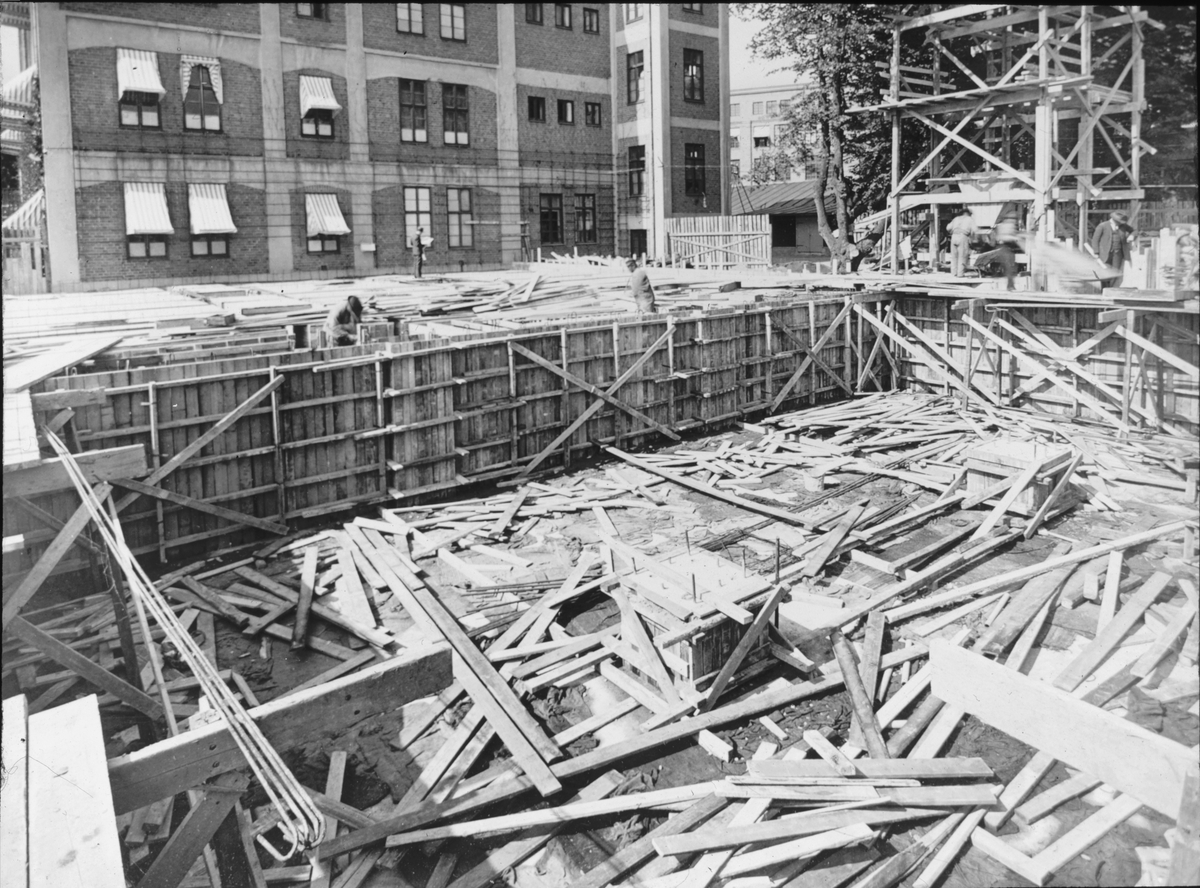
[769,311,854,397]
[770,301,854,412]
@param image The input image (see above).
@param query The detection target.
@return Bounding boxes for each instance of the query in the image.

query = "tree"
[744,149,794,186]
[735,4,904,269]
[1140,6,1198,194]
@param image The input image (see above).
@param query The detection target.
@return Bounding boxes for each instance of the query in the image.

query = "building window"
[120,92,160,129]
[555,3,572,28]
[729,134,739,149]
[753,135,770,148]
[630,228,647,256]
[539,193,563,243]
[752,101,763,116]
[557,99,574,125]
[296,3,327,19]
[307,234,340,253]
[443,83,469,145]
[397,3,424,33]
[399,79,428,142]
[302,109,334,138]
[683,49,704,103]
[404,186,432,246]
[779,100,791,113]
[583,7,599,33]
[730,103,740,118]
[528,95,546,122]
[585,101,601,126]
[191,234,229,257]
[183,66,220,131]
[440,3,466,40]
[683,3,702,12]
[447,188,473,248]
[684,143,705,195]
[766,101,778,116]
[575,193,597,244]
[526,3,543,24]
[628,145,645,197]
[625,4,642,23]
[730,160,740,180]
[627,51,644,104]
[127,235,168,258]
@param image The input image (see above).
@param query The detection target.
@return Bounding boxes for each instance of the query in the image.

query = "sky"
[728,11,799,91]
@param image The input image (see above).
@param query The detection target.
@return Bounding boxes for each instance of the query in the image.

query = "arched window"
[184,66,221,131]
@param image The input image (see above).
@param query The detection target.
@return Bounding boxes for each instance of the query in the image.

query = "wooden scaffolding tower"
[852,5,1157,286]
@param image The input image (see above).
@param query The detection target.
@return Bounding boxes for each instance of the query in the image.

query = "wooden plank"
[1,445,147,500]
[487,489,528,539]
[1030,792,1144,881]
[136,773,248,888]
[5,333,126,393]
[803,730,858,777]
[1052,572,1173,691]
[6,616,163,719]
[612,588,682,705]
[233,567,393,649]
[930,638,1192,817]
[830,629,888,759]
[746,758,993,781]
[1,695,29,888]
[27,696,125,888]
[108,477,288,535]
[699,584,788,712]
[1131,598,1198,678]
[1169,763,1200,887]
[107,646,451,814]
[291,547,319,650]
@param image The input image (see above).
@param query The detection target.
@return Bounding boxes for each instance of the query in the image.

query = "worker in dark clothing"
[850,229,883,273]
[992,206,1022,291]
[625,258,656,312]
[323,295,363,347]
[1090,211,1133,286]
[412,227,426,278]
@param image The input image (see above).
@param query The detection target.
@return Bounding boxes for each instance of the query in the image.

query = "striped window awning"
[299,75,341,117]
[117,49,166,99]
[2,64,36,109]
[188,184,237,235]
[180,55,224,103]
[124,183,174,236]
[2,188,43,234]
[305,193,350,237]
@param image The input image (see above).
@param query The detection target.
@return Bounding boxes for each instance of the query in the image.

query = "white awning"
[305,193,350,237]
[188,183,237,235]
[299,75,341,117]
[117,49,166,99]
[124,182,173,235]
[180,55,223,104]
[2,64,36,110]
[2,189,43,234]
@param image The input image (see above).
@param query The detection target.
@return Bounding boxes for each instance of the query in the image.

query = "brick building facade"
[34,3,730,289]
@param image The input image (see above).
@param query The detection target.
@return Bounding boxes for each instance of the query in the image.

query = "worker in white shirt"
[947,207,978,277]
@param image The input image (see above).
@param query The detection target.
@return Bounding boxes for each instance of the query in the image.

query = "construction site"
[1,4,1198,888]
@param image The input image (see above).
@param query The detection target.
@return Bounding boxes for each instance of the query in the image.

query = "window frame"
[554,3,572,29]
[557,98,575,126]
[752,101,763,116]
[730,103,740,118]
[404,185,433,247]
[447,187,474,249]
[682,3,702,12]
[183,65,222,133]
[301,108,335,139]
[582,7,599,33]
[295,3,328,20]
[574,193,597,244]
[119,91,162,130]
[624,4,642,23]
[306,234,341,254]
[127,234,169,259]
[628,145,645,197]
[396,2,424,34]
[439,3,466,41]
[539,193,564,244]
[627,51,644,104]
[684,142,706,196]
[190,234,230,258]
[399,78,428,143]
[683,48,704,104]
[526,3,543,24]
[528,95,547,123]
[442,83,469,146]
[584,101,601,127]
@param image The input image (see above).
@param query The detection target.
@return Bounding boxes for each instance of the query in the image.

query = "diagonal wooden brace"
[109,476,288,535]
[770,312,854,396]
[136,772,249,888]
[771,301,854,411]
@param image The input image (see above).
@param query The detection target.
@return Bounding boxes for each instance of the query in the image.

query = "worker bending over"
[625,258,657,312]
[323,295,364,347]
[947,207,977,277]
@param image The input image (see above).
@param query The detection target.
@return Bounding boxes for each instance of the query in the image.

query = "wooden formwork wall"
[4,296,890,583]
[893,297,1200,433]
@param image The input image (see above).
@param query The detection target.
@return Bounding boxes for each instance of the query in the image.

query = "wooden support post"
[146,381,167,563]
[291,547,319,651]
[698,584,789,713]
[831,629,888,758]
[136,773,248,888]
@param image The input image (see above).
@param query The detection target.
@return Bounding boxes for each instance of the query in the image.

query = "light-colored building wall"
[729,83,812,184]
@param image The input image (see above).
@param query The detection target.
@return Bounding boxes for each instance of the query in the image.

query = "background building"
[728,84,814,185]
[23,2,729,290]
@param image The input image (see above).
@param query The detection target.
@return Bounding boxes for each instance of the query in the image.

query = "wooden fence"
[2,230,47,295]
[4,296,891,584]
[666,215,772,269]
